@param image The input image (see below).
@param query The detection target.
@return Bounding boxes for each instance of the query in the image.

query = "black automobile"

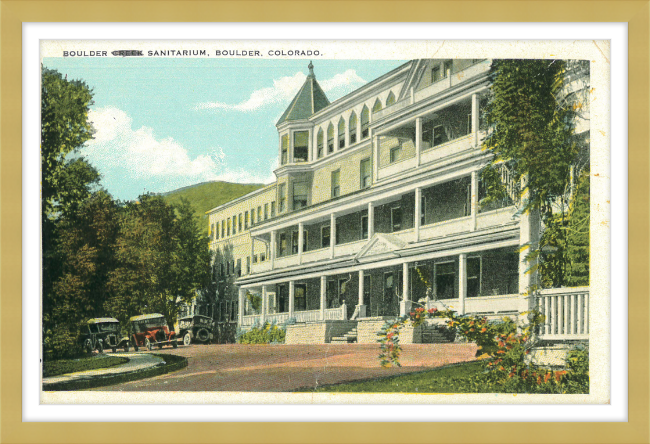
[177,315,215,345]
[80,318,122,353]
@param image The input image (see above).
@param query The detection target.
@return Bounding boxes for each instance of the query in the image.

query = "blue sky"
[42,58,407,201]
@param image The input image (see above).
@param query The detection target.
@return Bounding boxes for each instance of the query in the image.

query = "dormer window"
[327,124,334,154]
[338,118,345,149]
[317,129,324,158]
[361,106,370,139]
[293,131,309,162]
[386,91,396,107]
[281,134,289,165]
[349,112,357,145]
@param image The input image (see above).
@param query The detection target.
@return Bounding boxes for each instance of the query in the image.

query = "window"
[293,131,309,162]
[331,170,341,198]
[236,258,241,277]
[279,184,286,212]
[211,224,215,241]
[349,112,357,145]
[271,201,276,217]
[386,91,396,107]
[360,158,371,188]
[257,206,262,223]
[390,145,401,163]
[421,195,426,226]
[226,261,230,275]
[250,208,255,226]
[361,106,370,139]
[435,261,456,299]
[391,207,402,232]
[244,211,248,229]
[321,226,331,248]
[238,214,242,232]
[264,203,269,220]
[467,113,472,135]
[338,118,346,149]
[361,213,369,239]
[363,275,371,306]
[221,220,225,238]
[336,221,341,245]
[467,257,481,297]
[232,215,237,235]
[281,134,289,165]
[220,263,225,276]
[295,284,307,311]
[293,182,309,210]
[291,231,299,254]
[327,124,335,154]
[372,99,382,115]
[317,129,324,158]
[279,233,287,256]
[260,252,266,262]
[253,255,258,264]
[432,61,451,83]
[246,256,250,274]
[227,219,231,236]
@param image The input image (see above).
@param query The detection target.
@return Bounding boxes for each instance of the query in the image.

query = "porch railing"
[240,304,347,327]
[536,287,589,340]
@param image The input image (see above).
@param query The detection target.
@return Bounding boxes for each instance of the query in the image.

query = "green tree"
[565,167,590,286]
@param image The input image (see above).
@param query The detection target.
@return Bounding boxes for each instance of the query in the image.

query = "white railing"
[241,314,260,327]
[420,216,471,240]
[334,239,367,257]
[377,156,418,180]
[295,310,321,323]
[450,60,491,87]
[476,207,517,230]
[537,287,589,340]
[420,134,473,165]
[301,247,330,264]
[250,260,271,274]
[275,254,299,269]
[325,304,347,320]
[266,312,290,324]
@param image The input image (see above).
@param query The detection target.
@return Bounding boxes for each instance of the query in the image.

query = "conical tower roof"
[277,62,330,126]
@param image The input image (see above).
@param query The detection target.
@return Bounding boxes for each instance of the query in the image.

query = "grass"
[43,353,188,391]
[298,361,492,393]
[43,355,129,377]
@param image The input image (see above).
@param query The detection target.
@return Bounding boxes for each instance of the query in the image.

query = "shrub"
[238,322,286,344]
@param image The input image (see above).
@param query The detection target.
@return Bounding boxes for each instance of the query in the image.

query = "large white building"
[207,59,590,344]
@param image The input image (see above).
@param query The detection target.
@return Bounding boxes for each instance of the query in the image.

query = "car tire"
[97,341,103,353]
[112,347,117,353]
[124,344,129,352]
[197,328,209,343]
[85,340,93,355]
[145,338,153,351]
[133,337,139,352]
[158,343,163,350]
[172,339,178,348]
[183,332,191,346]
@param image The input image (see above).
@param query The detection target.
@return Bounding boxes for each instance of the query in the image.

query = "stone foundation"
[285,320,357,344]
[357,317,397,344]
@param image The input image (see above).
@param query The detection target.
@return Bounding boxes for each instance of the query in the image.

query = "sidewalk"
[42,353,165,388]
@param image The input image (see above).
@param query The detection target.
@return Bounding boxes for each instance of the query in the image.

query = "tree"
[480,59,588,287]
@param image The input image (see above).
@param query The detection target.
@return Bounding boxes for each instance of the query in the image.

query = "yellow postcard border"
[2,1,648,443]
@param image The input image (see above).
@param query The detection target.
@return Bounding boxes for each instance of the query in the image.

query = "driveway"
[94,343,478,392]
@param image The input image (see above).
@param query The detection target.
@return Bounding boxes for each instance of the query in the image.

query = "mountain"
[161,181,265,237]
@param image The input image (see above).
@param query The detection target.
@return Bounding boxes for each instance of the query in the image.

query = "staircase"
[330,326,358,344]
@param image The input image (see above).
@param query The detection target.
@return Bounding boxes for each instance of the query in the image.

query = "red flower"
[544,372,551,383]
[480,327,487,333]
[409,312,415,316]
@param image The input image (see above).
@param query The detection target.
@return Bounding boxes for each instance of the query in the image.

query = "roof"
[87,317,119,324]
[276,62,330,125]
[129,313,165,322]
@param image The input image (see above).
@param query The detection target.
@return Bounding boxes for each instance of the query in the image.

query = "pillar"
[289,280,295,318]
[472,93,480,148]
[270,230,276,270]
[320,275,327,320]
[400,262,412,316]
[330,213,336,259]
[367,202,375,239]
[518,175,540,322]
[414,187,422,241]
[415,117,422,166]
[357,270,367,318]
[470,170,478,232]
[261,285,268,324]
[297,223,304,264]
[238,288,246,328]
[459,253,467,315]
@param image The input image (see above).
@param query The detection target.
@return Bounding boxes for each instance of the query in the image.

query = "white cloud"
[83,107,276,197]
[196,69,366,112]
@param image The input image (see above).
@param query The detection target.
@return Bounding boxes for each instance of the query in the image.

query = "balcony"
[419,134,474,165]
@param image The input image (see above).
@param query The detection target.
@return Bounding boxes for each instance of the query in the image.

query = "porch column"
[459,254,467,315]
[270,230,277,270]
[470,170,478,232]
[330,213,336,259]
[297,223,304,265]
[400,262,412,316]
[288,280,295,318]
[367,202,375,238]
[414,187,422,242]
[261,285,268,324]
[472,93,480,147]
[320,275,327,320]
[415,117,422,166]
[518,174,540,322]
[238,287,246,328]
[357,270,367,318]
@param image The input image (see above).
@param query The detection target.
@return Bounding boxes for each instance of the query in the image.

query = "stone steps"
[330,327,358,344]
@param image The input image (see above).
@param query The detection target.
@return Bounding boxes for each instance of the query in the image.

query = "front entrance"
[382,271,400,316]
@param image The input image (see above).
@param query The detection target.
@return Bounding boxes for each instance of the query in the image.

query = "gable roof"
[277,62,330,125]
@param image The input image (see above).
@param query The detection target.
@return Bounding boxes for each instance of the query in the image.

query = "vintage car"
[81,318,123,353]
[177,315,215,345]
[129,313,178,351]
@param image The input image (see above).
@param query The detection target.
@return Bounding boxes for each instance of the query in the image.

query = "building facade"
[207,59,590,344]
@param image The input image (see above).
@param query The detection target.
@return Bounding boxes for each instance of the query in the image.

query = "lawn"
[43,355,129,377]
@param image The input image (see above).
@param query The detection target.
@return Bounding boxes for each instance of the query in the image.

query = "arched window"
[349,112,358,145]
[317,128,324,158]
[361,105,370,139]
[327,123,334,154]
[338,118,346,149]
[372,98,382,115]
[281,134,289,165]
[386,91,396,107]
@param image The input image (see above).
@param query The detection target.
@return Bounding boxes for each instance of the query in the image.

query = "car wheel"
[112,346,117,353]
[172,339,178,348]
[85,340,93,354]
[197,328,209,342]
[145,338,153,351]
[158,343,163,350]
[183,332,191,346]
[124,344,129,352]
[97,341,103,353]
[133,337,139,352]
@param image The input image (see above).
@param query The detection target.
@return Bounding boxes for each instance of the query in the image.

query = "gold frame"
[3,1,647,443]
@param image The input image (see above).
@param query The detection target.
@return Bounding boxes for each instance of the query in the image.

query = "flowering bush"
[238,322,286,344]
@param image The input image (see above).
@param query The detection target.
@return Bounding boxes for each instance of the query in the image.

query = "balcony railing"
[425,294,519,315]
[536,287,589,340]
[239,305,347,327]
